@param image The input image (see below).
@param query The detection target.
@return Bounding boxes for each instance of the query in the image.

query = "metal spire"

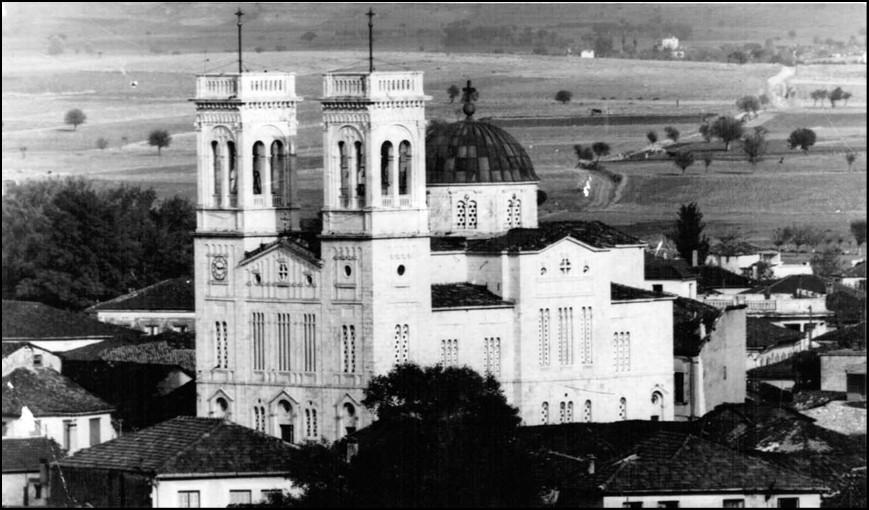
[235,8,244,74]
[366,8,375,73]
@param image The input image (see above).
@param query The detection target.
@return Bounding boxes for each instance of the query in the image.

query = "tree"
[810,89,828,107]
[669,202,710,264]
[787,128,816,152]
[574,144,595,167]
[843,152,857,173]
[850,219,867,247]
[772,226,794,250]
[447,84,460,103]
[96,137,109,150]
[710,116,743,151]
[842,91,852,106]
[829,86,845,108]
[555,90,572,104]
[664,126,680,142]
[64,108,86,131]
[698,122,711,142]
[759,93,770,107]
[811,247,844,277]
[646,130,658,144]
[591,141,611,162]
[791,225,823,252]
[702,153,713,172]
[742,130,767,166]
[736,95,761,117]
[19,146,27,159]
[728,50,748,64]
[148,130,172,156]
[300,31,317,45]
[672,151,695,174]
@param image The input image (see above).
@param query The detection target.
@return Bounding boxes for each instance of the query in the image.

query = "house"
[3,342,62,376]
[746,317,806,369]
[820,348,866,394]
[672,297,746,420]
[51,416,301,508]
[2,300,141,352]
[579,49,594,58]
[60,331,196,431]
[838,261,866,291]
[645,254,698,298]
[2,367,115,454]
[86,276,195,335]
[695,265,756,296]
[661,36,679,50]
[522,424,826,508]
[705,243,785,279]
[811,321,865,350]
[2,437,63,507]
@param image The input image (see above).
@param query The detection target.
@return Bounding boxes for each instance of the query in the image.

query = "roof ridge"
[156,417,227,472]
[86,277,180,311]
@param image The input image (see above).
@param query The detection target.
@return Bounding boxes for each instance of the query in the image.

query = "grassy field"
[2,49,866,249]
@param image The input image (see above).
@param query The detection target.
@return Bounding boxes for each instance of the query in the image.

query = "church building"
[193,24,676,443]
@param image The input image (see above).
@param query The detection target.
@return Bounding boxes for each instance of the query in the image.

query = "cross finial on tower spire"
[366,8,375,73]
[235,8,244,73]
[461,80,478,118]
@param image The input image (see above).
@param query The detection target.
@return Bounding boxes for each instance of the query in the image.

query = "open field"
[2,49,866,248]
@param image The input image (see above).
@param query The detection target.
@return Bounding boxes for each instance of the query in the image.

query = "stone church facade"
[193,68,675,443]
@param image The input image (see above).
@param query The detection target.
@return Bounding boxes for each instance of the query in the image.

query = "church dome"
[425,119,539,185]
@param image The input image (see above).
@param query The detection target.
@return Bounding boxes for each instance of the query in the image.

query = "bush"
[555,90,572,104]
[96,138,109,150]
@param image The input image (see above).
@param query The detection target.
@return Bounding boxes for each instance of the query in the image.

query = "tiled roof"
[464,221,642,253]
[819,348,866,357]
[841,261,865,278]
[746,317,802,351]
[2,368,113,417]
[2,300,141,341]
[825,287,865,325]
[597,431,826,493]
[60,331,195,373]
[744,274,829,296]
[88,277,194,312]
[58,416,300,475]
[2,437,65,473]
[673,297,723,357]
[645,254,697,281]
[696,265,755,291]
[611,283,669,302]
[747,356,798,380]
[431,283,513,309]
[242,232,322,265]
[812,322,866,350]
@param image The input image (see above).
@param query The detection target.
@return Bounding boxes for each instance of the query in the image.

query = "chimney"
[587,454,596,475]
[691,250,698,267]
[345,437,359,463]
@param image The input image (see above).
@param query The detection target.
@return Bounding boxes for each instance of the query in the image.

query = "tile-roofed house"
[431,283,513,309]
[819,345,867,394]
[645,254,699,299]
[695,265,756,294]
[86,277,195,336]
[744,274,829,297]
[51,416,301,508]
[672,297,722,357]
[2,368,115,454]
[2,437,64,507]
[745,317,807,369]
[2,341,62,376]
[2,300,141,352]
[838,260,866,291]
[812,322,865,350]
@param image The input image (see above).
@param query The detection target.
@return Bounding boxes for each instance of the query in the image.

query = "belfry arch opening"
[380,141,394,198]
[252,141,266,196]
[270,140,285,206]
[398,141,411,196]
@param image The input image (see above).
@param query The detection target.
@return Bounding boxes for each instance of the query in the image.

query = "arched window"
[380,142,393,197]
[619,397,627,420]
[227,141,238,200]
[394,324,409,365]
[467,199,478,229]
[270,140,284,205]
[541,402,550,425]
[651,391,664,421]
[342,325,356,373]
[355,141,365,204]
[305,407,318,438]
[398,141,411,196]
[252,142,265,195]
[276,400,294,442]
[559,401,566,423]
[342,403,358,436]
[215,321,228,369]
[567,401,574,422]
[583,400,592,422]
[212,141,222,202]
[214,397,229,418]
[507,194,522,228]
[455,199,467,229]
[253,405,266,432]
[338,141,349,202]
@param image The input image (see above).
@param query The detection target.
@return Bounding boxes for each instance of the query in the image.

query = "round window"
[397,264,406,276]
[344,265,352,277]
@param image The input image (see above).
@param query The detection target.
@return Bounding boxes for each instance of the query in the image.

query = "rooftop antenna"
[235,7,244,74]
[366,8,375,73]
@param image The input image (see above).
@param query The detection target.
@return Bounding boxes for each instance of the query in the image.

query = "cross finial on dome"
[461,80,478,118]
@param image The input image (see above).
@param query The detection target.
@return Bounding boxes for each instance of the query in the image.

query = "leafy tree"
[842,91,852,106]
[810,247,843,277]
[672,151,695,174]
[736,95,761,116]
[555,90,572,104]
[810,89,828,106]
[791,224,823,252]
[728,50,748,64]
[702,153,713,172]
[646,130,658,144]
[574,144,595,166]
[846,152,857,172]
[829,86,845,108]
[2,178,194,310]
[300,31,317,45]
[669,202,710,264]
[664,126,680,142]
[787,128,816,152]
[772,226,794,250]
[447,84,460,103]
[710,116,743,151]
[742,130,767,166]
[591,141,611,162]
[755,259,775,280]
[698,122,711,142]
[148,130,172,156]
[96,137,109,150]
[850,219,867,247]
[64,108,86,131]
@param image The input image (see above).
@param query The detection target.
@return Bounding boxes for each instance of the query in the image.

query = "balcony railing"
[195,73,298,101]
[323,71,425,100]
[701,296,830,315]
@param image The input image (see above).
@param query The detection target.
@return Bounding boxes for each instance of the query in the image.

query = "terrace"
[195,72,298,101]
[322,71,425,100]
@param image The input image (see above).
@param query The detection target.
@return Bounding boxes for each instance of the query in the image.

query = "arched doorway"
[651,391,664,421]
[276,399,295,443]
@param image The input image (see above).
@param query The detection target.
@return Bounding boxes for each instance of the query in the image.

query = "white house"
[192,65,678,441]
[2,437,63,507]
[52,416,301,507]
[661,36,679,50]
[580,49,595,58]
[3,342,62,377]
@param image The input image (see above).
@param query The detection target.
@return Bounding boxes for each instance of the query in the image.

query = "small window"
[674,372,686,404]
[344,265,352,277]
[540,266,547,275]
[229,490,252,505]
[652,284,664,293]
[777,498,799,508]
[397,264,406,276]
[172,324,188,334]
[252,271,262,285]
[89,417,101,446]
[178,490,200,508]
[278,262,289,281]
[559,258,572,274]
[723,500,745,508]
[145,325,159,336]
[33,354,43,368]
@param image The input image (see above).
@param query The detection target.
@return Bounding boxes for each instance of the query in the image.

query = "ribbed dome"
[426,119,539,185]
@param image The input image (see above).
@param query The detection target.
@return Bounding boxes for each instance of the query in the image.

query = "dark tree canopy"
[787,128,817,152]
[742,130,767,165]
[148,129,172,155]
[672,151,694,174]
[646,130,658,144]
[851,219,867,246]
[664,126,680,142]
[810,247,843,277]
[736,95,761,115]
[591,141,611,160]
[669,202,710,264]
[710,115,744,151]
[64,108,86,130]
[447,84,460,103]
[829,86,845,108]
[2,178,194,309]
[574,144,595,163]
[555,90,573,104]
